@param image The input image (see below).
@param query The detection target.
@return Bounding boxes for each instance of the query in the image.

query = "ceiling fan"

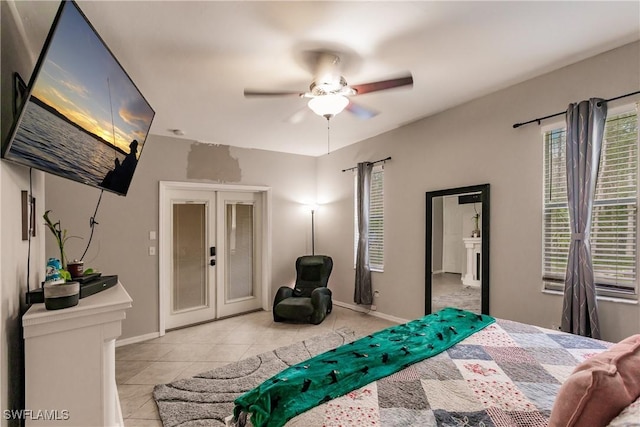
[244,51,413,121]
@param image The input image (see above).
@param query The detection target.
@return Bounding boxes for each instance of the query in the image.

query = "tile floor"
[116,306,398,427]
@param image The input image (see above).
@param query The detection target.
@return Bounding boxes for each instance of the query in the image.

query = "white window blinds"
[354,166,385,271]
[543,107,639,297]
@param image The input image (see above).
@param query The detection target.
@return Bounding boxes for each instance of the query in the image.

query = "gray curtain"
[354,162,373,305]
[561,98,607,339]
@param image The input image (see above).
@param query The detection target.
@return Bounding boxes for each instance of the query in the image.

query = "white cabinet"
[462,237,482,288]
[23,283,132,426]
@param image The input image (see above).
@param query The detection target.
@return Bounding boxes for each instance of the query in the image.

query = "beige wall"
[2,2,639,419]
[1,2,48,424]
[317,41,640,343]
[45,40,638,343]
[44,137,317,339]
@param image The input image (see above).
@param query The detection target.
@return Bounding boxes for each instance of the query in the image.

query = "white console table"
[23,283,132,426]
[462,237,482,288]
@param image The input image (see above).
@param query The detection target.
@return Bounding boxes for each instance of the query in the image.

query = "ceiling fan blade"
[346,101,378,120]
[351,74,413,95]
[244,89,305,98]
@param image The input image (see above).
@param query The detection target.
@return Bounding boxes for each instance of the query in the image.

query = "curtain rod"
[342,156,391,172]
[512,90,640,129]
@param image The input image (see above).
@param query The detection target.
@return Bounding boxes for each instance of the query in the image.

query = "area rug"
[153,327,356,427]
[152,317,615,427]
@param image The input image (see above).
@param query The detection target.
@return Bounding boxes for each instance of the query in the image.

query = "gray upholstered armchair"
[273,255,333,325]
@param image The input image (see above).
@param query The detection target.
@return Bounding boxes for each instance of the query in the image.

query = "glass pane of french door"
[163,187,216,330]
[172,203,207,312]
[226,203,254,300]
[216,191,262,318]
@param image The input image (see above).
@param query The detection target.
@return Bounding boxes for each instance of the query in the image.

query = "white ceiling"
[11,1,640,157]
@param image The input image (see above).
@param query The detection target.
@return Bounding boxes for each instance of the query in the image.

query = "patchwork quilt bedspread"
[234,309,494,427]
[156,315,640,427]
[280,317,615,427]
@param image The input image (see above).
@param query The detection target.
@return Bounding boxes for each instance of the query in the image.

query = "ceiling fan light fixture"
[308,94,349,117]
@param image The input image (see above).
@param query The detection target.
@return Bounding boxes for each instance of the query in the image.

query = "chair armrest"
[310,287,331,307]
[274,286,294,307]
[310,288,332,324]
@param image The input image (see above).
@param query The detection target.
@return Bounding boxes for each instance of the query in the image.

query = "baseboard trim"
[116,331,160,347]
[333,300,410,324]
[116,304,409,347]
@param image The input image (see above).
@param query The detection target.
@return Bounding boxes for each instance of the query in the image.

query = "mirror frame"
[425,184,490,315]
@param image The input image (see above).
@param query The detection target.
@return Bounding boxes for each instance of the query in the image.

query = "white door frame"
[158,181,272,335]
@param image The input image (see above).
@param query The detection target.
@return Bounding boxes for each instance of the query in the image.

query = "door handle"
[210,246,216,266]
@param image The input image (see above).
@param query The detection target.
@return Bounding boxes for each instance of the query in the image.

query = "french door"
[216,191,263,318]
[160,183,265,330]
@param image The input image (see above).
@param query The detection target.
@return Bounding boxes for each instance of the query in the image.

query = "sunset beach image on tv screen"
[4,1,154,196]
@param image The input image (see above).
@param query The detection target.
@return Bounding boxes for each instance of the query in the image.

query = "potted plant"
[471,212,481,238]
[42,210,80,310]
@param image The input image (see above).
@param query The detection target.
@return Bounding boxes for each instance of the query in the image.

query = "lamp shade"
[308,95,349,117]
[305,203,319,213]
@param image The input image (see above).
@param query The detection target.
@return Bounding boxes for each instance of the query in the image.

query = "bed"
[153,310,640,427]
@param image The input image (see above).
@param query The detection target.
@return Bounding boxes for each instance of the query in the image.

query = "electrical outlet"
[371,304,377,311]
[149,246,156,256]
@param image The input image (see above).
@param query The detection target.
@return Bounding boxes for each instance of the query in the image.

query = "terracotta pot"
[67,260,84,278]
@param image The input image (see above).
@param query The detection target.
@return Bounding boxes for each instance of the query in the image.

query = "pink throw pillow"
[549,334,640,427]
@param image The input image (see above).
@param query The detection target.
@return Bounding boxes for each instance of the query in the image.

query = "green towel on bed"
[233,307,495,427]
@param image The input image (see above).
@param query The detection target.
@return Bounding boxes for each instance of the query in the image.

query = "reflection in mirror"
[426,184,490,315]
[432,193,482,313]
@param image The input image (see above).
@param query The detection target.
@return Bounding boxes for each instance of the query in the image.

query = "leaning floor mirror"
[425,184,490,315]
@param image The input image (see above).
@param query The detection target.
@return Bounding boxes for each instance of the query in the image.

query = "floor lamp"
[307,204,318,255]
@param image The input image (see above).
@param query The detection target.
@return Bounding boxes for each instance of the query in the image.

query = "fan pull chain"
[326,116,331,155]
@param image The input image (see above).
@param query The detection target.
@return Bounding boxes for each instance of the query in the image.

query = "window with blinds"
[354,166,385,271]
[542,107,639,298]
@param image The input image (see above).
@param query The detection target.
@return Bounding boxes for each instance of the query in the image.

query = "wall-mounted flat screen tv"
[2,0,155,196]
